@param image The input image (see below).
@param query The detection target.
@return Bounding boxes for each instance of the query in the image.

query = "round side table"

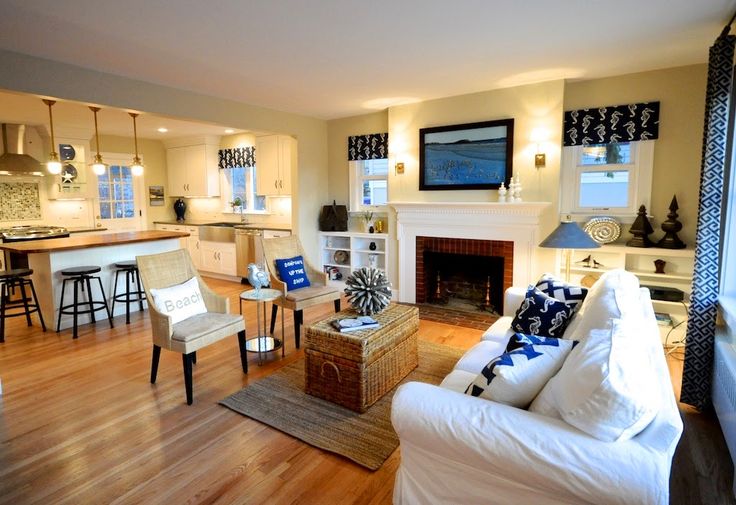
[239,288,285,365]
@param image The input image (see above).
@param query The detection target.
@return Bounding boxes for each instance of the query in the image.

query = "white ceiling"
[0,0,733,119]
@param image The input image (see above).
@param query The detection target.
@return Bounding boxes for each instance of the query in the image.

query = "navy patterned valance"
[218,147,255,169]
[563,102,660,146]
[348,133,388,160]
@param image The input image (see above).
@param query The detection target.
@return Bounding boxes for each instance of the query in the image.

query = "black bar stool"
[56,265,113,339]
[0,268,46,342]
[111,260,146,324]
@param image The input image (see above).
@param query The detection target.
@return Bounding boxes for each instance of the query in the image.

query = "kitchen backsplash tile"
[0,182,42,221]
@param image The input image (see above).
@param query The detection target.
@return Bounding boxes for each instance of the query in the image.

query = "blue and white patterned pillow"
[511,286,574,338]
[506,332,560,353]
[465,338,576,408]
[535,273,588,310]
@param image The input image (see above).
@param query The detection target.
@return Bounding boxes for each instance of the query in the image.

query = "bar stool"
[111,260,146,324]
[56,265,113,339]
[0,268,46,342]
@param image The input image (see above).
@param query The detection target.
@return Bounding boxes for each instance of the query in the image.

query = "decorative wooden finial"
[656,195,686,249]
[627,204,654,247]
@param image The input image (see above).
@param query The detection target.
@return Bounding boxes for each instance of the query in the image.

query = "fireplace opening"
[423,251,504,315]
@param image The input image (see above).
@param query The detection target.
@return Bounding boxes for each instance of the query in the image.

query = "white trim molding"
[389,201,551,304]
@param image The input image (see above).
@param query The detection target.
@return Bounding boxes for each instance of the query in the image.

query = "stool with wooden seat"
[0,268,46,342]
[111,260,146,324]
[56,265,114,339]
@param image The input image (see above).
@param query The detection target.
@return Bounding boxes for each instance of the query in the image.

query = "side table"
[239,288,285,364]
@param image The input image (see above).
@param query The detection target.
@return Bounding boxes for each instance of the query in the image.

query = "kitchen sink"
[203,221,237,227]
[200,223,236,242]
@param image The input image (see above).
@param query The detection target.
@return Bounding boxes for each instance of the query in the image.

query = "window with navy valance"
[563,102,660,146]
[348,133,388,160]
[218,147,255,169]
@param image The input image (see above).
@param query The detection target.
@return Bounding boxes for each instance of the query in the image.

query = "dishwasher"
[235,228,263,278]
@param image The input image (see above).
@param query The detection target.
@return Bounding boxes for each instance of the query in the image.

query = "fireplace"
[416,237,513,314]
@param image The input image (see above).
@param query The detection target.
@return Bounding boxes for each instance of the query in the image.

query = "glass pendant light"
[89,106,107,176]
[42,99,62,174]
[129,112,144,176]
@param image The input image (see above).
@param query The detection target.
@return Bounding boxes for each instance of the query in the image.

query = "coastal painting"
[419,119,514,190]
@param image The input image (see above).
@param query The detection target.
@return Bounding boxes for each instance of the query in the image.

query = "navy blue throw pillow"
[535,273,588,310]
[506,332,561,353]
[511,286,574,338]
[274,255,311,291]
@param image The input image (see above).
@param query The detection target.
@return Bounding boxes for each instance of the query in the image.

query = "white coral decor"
[344,267,392,315]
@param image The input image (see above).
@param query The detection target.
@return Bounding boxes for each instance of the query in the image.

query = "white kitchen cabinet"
[47,139,95,200]
[318,231,389,288]
[200,240,237,276]
[256,135,295,196]
[166,142,220,197]
[154,223,201,267]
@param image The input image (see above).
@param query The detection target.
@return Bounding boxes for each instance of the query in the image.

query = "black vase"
[369,241,377,251]
[173,198,187,222]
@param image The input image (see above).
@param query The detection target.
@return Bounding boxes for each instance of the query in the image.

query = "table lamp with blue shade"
[539,221,600,281]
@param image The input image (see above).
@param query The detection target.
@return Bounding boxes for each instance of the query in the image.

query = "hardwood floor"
[0,277,733,504]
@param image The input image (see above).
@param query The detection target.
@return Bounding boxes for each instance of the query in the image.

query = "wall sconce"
[530,127,549,169]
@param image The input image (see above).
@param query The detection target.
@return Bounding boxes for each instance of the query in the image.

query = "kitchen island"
[0,230,188,331]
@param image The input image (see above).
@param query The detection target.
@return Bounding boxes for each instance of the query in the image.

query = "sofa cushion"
[454,340,508,374]
[464,339,576,409]
[275,255,311,291]
[511,286,574,338]
[535,273,588,310]
[440,369,477,393]
[481,316,514,343]
[149,276,207,325]
[563,269,640,341]
[530,317,660,442]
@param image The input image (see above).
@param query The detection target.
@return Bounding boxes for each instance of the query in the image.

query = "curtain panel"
[347,133,388,161]
[218,147,255,169]
[681,33,736,410]
[563,102,660,146]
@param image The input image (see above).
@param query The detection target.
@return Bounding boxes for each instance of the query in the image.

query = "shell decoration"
[344,267,392,316]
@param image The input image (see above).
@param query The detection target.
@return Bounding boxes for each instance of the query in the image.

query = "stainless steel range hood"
[0,124,44,176]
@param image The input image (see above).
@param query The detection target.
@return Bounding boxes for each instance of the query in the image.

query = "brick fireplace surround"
[415,236,514,310]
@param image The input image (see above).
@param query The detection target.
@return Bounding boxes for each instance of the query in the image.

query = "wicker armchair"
[136,249,247,405]
[261,235,341,348]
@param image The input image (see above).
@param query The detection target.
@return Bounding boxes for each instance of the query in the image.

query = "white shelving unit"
[319,232,389,288]
[559,244,694,345]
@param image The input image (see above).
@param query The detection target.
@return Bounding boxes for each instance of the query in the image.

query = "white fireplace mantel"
[390,201,551,303]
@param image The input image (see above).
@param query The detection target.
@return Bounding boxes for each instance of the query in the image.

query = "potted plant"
[361,211,374,233]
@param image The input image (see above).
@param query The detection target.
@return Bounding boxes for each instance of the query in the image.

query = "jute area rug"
[220,340,464,471]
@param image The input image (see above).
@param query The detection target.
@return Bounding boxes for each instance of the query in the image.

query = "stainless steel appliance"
[235,228,263,278]
[1,225,70,270]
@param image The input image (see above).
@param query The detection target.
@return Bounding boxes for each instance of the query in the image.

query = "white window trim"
[349,159,389,213]
[560,140,654,222]
[219,168,270,215]
[98,152,147,227]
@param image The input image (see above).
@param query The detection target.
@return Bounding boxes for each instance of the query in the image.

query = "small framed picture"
[149,185,165,206]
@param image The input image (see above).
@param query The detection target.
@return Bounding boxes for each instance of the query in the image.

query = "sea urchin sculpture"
[344,267,392,316]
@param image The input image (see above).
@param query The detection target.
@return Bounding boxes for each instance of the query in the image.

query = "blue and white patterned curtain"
[681,31,736,410]
[563,102,660,146]
[347,133,388,160]
[218,147,255,169]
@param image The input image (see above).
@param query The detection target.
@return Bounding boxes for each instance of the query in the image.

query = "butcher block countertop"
[0,230,189,254]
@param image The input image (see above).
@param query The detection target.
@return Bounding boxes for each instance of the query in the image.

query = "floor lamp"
[539,221,600,281]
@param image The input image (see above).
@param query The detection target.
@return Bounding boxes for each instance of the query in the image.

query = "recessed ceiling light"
[224,129,234,134]
[157,127,168,133]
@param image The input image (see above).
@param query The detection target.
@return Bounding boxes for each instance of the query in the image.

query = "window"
[349,159,388,212]
[560,141,654,219]
[98,165,134,219]
[222,165,266,213]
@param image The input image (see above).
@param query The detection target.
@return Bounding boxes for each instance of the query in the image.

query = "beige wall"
[0,49,328,264]
[95,134,171,227]
[564,64,707,245]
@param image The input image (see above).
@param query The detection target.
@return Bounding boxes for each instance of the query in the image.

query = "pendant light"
[42,99,62,174]
[89,106,107,176]
[129,112,144,176]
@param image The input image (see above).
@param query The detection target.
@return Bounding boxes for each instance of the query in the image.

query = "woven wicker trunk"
[304,304,419,412]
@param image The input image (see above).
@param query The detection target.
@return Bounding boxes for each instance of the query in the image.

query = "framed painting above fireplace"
[419,118,514,190]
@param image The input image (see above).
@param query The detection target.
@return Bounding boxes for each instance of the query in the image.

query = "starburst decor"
[344,267,392,316]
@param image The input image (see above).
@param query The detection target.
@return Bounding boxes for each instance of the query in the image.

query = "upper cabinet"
[47,136,95,200]
[165,137,220,197]
[256,134,295,196]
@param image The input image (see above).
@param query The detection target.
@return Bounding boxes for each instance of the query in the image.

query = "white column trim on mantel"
[389,201,551,304]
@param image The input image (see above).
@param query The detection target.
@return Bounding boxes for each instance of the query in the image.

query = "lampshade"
[539,221,600,249]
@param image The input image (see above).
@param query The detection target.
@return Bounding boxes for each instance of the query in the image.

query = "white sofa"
[391,272,683,505]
